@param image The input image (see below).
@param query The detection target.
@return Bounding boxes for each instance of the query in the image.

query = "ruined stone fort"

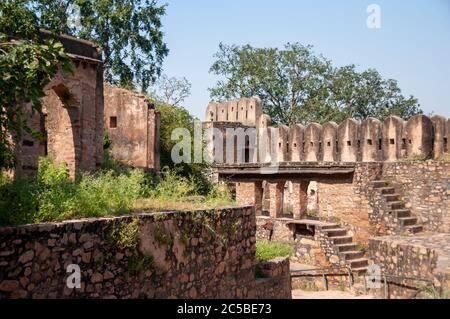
[204,97,449,297]
[0,32,449,299]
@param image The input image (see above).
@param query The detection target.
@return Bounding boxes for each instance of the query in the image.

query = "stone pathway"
[292,289,374,299]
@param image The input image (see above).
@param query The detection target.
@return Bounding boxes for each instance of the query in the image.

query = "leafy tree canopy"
[209,43,422,125]
[149,74,191,107]
[28,0,169,91]
[0,0,72,169]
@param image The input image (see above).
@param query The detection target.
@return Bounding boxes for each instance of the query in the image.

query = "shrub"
[256,240,292,262]
[0,157,150,225]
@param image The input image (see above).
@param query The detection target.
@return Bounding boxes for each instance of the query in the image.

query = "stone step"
[391,209,411,218]
[322,228,347,237]
[332,236,353,245]
[349,258,369,269]
[336,243,358,252]
[371,180,389,189]
[351,266,369,275]
[321,224,340,230]
[383,194,400,202]
[399,217,417,226]
[390,201,405,209]
[379,187,395,195]
[404,225,423,234]
[340,251,365,260]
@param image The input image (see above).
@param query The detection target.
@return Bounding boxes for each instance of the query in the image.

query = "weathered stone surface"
[103,85,160,171]
[0,207,261,299]
[13,33,104,178]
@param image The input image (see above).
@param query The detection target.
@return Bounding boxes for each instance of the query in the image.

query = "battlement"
[204,99,449,164]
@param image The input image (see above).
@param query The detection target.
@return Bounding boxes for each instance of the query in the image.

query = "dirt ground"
[292,289,374,299]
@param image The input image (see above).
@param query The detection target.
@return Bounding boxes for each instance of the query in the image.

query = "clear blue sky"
[160,0,450,119]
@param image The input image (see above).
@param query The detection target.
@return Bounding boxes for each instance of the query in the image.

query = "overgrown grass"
[256,240,293,262]
[0,157,235,226]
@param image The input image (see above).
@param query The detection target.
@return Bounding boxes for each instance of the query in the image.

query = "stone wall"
[369,234,450,298]
[0,207,257,299]
[256,217,329,267]
[254,257,291,299]
[381,161,449,233]
[205,102,450,164]
[104,85,160,171]
[316,178,372,246]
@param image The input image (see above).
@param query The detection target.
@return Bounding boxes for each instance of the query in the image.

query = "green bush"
[0,157,235,226]
[0,157,149,226]
[256,240,293,262]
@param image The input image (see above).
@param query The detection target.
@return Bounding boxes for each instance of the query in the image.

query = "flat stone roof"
[372,233,450,273]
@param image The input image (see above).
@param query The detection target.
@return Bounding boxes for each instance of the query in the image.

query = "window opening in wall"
[367,139,373,146]
[327,141,331,147]
[22,140,34,147]
[389,139,395,145]
[286,142,289,153]
[279,142,282,148]
[357,140,360,148]
[336,141,339,152]
[110,116,117,128]
[378,139,382,150]
[444,137,448,152]
[318,142,322,153]
[409,139,412,144]
[294,224,315,239]
[347,141,351,146]
[245,136,250,163]
[293,143,297,148]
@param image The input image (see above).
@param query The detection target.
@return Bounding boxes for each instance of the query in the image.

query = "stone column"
[268,182,285,218]
[254,181,263,216]
[292,181,309,219]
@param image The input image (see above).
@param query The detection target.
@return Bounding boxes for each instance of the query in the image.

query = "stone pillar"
[268,182,285,218]
[292,181,309,219]
[254,181,263,216]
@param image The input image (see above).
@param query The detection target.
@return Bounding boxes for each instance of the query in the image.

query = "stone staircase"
[319,223,369,274]
[370,180,423,234]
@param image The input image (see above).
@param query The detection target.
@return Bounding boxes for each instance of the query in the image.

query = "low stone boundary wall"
[369,234,450,298]
[0,207,257,299]
[255,257,291,299]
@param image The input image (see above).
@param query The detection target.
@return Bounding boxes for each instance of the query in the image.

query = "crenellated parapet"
[204,99,449,164]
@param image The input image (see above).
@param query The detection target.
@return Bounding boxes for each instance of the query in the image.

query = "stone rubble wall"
[354,161,449,234]
[381,161,450,233]
[255,257,291,299]
[369,236,449,299]
[0,207,259,299]
[255,217,329,267]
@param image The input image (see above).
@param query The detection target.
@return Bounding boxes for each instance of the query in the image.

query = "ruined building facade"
[103,85,160,171]
[12,33,161,178]
[14,33,105,178]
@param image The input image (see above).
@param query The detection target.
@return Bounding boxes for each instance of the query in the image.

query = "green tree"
[149,74,191,107]
[29,0,169,91]
[154,101,211,194]
[0,0,72,169]
[209,43,422,125]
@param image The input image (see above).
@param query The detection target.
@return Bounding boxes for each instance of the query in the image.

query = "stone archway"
[41,83,81,178]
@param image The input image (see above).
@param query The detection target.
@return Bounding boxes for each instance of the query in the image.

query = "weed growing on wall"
[256,240,293,262]
[108,217,140,249]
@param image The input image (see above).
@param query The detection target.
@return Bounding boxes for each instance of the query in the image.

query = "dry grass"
[134,196,238,212]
